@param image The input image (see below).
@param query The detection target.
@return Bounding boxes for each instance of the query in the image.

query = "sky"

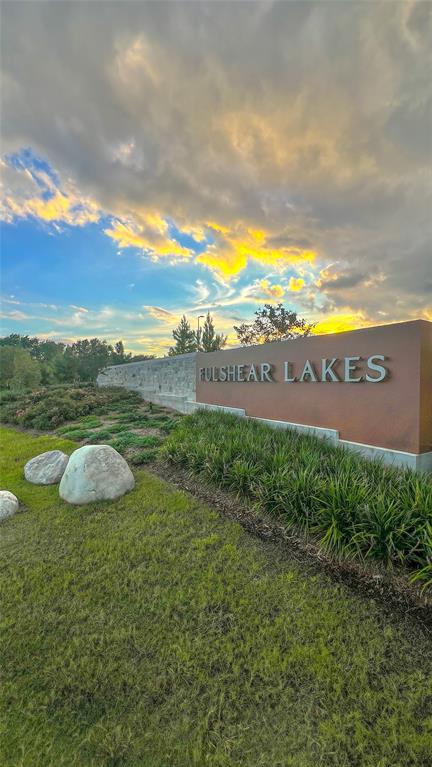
[1,0,431,356]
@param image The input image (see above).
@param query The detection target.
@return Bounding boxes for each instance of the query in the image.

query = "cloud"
[196,226,317,279]
[143,306,178,323]
[1,155,101,227]
[288,277,305,292]
[104,212,196,261]
[0,309,30,321]
[1,1,431,329]
[260,280,285,299]
[314,312,373,335]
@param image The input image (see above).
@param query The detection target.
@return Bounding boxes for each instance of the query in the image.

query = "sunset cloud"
[1,1,431,349]
[288,277,305,293]
[143,306,178,323]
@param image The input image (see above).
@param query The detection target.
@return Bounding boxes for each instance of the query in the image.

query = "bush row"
[161,410,432,590]
[0,384,141,430]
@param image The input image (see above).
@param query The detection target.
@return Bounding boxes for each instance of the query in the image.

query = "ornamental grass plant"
[162,410,432,588]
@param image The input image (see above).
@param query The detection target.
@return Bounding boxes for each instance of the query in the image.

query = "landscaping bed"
[1,427,432,767]
[0,384,181,466]
[161,410,432,592]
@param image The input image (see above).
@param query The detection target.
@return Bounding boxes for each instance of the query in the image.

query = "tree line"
[0,304,312,389]
[168,305,314,354]
[0,335,153,390]
[168,312,227,355]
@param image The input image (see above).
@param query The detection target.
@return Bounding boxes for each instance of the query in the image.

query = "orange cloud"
[197,224,317,279]
[314,312,372,335]
[105,217,193,260]
[288,276,305,292]
[259,279,285,299]
[2,190,100,226]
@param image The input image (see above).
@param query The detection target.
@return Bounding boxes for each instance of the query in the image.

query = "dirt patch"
[150,460,432,633]
[131,426,162,438]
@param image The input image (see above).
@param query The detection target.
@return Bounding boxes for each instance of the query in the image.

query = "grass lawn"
[1,426,432,767]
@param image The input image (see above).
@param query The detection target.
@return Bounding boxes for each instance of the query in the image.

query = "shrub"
[60,429,93,442]
[86,430,113,444]
[161,410,432,585]
[0,384,141,430]
[77,416,104,428]
[0,390,19,404]
[108,423,131,434]
[109,432,161,455]
[159,417,181,434]
[129,449,159,465]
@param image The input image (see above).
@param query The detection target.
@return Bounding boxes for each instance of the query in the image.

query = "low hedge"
[0,384,141,430]
[161,410,432,589]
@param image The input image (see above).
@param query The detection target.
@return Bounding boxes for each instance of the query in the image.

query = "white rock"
[59,445,135,505]
[24,450,69,485]
[0,490,19,520]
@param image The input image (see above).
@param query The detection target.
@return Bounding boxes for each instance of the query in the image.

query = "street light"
[197,315,205,351]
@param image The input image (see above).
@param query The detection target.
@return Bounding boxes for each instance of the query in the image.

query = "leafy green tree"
[13,348,42,390]
[111,340,133,366]
[0,335,66,383]
[0,346,41,390]
[199,312,227,352]
[51,347,78,382]
[0,333,30,349]
[0,347,16,388]
[168,315,197,356]
[234,303,315,345]
[0,333,157,384]
[67,338,114,381]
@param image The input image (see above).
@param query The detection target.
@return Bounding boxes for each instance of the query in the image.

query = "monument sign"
[196,319,432,471]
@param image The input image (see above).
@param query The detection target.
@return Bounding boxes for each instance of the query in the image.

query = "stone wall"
[96,353,197,413]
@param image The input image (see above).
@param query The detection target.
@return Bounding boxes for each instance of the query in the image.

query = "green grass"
[56,428,94,441]
[1,426,432,766]
[162,410,432,587]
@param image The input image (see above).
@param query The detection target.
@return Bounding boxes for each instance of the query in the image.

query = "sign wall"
[196,320,432,455]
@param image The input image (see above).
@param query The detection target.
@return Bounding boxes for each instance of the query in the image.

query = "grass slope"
[1,427,432,767]
[0,384,181,466]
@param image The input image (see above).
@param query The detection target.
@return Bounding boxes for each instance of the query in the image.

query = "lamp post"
[197,315,205,351]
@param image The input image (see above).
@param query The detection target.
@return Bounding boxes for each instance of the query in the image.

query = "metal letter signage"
[199,355,389,384]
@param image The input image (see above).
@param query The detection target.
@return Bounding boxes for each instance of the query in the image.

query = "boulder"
[24,450,69,485]
[59,445,135,505]
[0,490,19,520]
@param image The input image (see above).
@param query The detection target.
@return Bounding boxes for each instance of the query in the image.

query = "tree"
[13,348,42,390]
[234,303,315,345]
[0,346,41,390]
[0,334,66,384]
[67,338,114,380]
[0,333,156,384]
[168,315,197,356]
[199,312,227,352]
[111,340,132,366]
[0,347,16,388]
[0,333,31,349]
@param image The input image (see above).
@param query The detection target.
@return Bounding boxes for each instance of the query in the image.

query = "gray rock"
[24,450,69,485]
[59,445,135,505]
[0,490,19,520]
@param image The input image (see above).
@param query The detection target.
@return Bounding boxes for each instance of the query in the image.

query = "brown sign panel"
[196,320,432,454]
